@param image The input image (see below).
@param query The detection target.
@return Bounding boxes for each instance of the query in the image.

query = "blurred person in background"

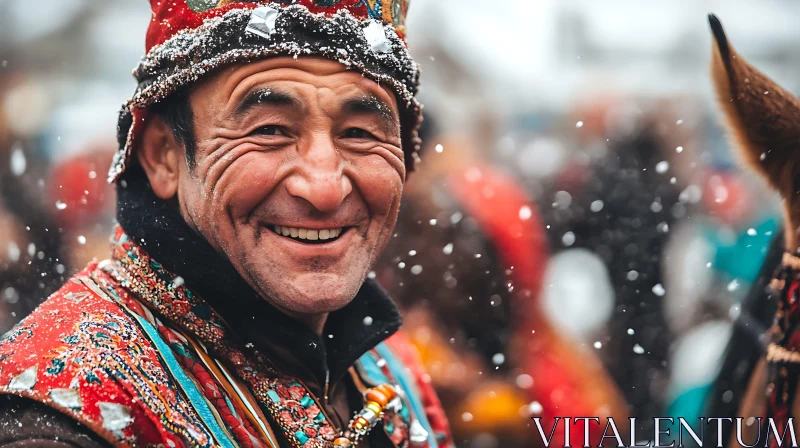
[0,1,454,447]
[539,101,691,436]
[0,71,69,331]
[378,107,628,447]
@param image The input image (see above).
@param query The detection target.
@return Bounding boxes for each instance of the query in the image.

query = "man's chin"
[260,273,365,316]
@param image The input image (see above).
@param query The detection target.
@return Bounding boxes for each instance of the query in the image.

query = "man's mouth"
[270,225,347,244]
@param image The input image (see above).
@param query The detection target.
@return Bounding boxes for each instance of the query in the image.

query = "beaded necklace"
[334,384,400,447]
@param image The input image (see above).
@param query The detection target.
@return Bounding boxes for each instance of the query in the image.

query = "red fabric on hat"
[147,1,248,51]
[145,0,377,51]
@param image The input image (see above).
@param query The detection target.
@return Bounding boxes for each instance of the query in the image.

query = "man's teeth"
[273,226,343,241]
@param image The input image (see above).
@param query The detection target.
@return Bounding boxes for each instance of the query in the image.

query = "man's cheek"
[219,156,284,220]
[353,158,404,217]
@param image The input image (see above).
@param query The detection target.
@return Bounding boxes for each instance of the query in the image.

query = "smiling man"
[0,1,452,447]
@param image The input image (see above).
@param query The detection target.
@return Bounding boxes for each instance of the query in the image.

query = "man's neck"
[277,306,329,335]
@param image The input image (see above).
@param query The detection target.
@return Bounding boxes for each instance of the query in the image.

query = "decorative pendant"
[333,384,400,447]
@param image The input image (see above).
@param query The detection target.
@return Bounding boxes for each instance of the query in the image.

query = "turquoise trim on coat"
[127,312,238,448]
[373,342,439,448]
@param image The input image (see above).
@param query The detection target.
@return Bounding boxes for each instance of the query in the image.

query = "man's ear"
[137,115,184,200]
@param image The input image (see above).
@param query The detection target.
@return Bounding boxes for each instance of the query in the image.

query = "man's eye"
[254,126,286,136]
[343,128,375,139]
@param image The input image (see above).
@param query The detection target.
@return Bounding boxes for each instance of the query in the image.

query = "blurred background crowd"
[1,0,798,446]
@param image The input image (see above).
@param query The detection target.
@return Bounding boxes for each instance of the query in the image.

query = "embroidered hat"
[111,0,420,182]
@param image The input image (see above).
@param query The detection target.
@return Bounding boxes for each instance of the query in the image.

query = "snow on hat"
[111,0,421,182]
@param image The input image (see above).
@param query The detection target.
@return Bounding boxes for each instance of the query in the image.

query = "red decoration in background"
[49,152,114,229]
[701,170,755,226]
[448,164,623,447]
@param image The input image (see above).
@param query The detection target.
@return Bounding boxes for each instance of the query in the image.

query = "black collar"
[115,165,402,386]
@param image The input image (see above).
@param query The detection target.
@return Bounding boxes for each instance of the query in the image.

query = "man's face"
[176,57,404,317]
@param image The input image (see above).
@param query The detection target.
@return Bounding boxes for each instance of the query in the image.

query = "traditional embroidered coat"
[0,227,451,448]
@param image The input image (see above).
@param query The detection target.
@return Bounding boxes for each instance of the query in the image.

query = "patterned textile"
[0,269,216,447]
[0,226,445,447]
[765,252,800,448]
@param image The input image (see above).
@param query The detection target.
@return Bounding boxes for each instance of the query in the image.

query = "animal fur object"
[709,14,800,250]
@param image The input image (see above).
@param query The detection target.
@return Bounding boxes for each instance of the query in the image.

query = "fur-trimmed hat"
[111,0,420,182]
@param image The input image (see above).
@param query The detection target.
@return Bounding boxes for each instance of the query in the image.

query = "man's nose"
[285,135,353,213]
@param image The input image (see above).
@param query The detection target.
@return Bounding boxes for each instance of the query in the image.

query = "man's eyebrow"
[233,88,300,117]
[342,95,399,131]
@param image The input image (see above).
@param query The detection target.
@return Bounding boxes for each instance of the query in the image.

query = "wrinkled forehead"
[192,56,401,113]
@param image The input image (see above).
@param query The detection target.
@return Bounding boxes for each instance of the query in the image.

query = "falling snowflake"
[442,243,453,255]
[519,206,532,220]
[553,191,572,209]
[7,242,20,263]
[3,287,18,304]
[729,304,741,320]
[10,145,26,176]
[652,284,666,296]
[576,121,584,128]
[516,374,534,389]
[633,344,645,354]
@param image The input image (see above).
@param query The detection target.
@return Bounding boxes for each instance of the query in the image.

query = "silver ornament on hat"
[363,21,393,54]
[246,5,280,39]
